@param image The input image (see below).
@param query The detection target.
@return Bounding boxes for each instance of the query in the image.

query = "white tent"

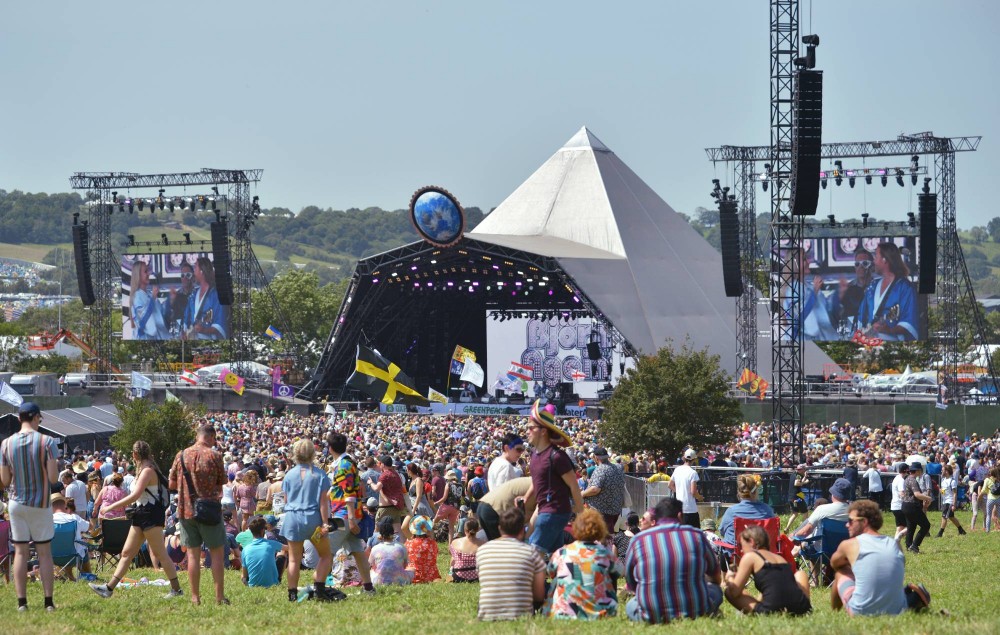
[470,126,835,378]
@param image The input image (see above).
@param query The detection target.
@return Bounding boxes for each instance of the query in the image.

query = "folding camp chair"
[795,517,849,587]
[97,519,131,572]
[0,520,11,583]
[731,516,796,572]
[50,521,82,581]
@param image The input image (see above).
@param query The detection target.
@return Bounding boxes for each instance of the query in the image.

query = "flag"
[220,368,245,396]
[324,403,337,415]
[428,387,448,404]
[0,382,23,407]
[737,368,768,400]
[265,325,283,341]
[131,371,152,391]
[165,390,180,403]
[459,359,484,387]
[272,365,283,386]
[570,369,586,381]
[507,361,533,382]
[452,345,476,363]
[450,359,465,375]
[346,345,428,406]
[272,383,296,398]
[180,369,199,385]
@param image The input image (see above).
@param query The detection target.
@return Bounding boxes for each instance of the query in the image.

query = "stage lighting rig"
[910,155,920,186]
[895,169,905,187]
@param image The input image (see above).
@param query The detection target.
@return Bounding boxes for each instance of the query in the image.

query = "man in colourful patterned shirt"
[624,497,723,623]
[326,431,375,594]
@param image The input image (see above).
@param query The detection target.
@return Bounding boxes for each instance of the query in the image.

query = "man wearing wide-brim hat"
[521,400,583,556]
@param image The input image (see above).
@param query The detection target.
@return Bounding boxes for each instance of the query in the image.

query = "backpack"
[468,477,487,501]
[990,480,1000,497]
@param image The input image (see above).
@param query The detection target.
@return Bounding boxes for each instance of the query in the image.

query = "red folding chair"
[0,520,11,583]
[733,516,796,571]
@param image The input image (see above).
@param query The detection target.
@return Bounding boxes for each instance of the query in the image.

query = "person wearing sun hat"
[523,400,584,556]
[401,515,441,583]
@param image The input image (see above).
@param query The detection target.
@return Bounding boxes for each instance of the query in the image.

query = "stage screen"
[774,235,928,342]
[486,315,633,399]
[120,253,230,341]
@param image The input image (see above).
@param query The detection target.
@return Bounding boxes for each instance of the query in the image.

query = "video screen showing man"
[778,237,925,342]
[121,253,230,341]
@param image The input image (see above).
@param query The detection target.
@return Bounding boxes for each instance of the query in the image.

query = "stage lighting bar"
[123,236,212,249]
[758,165,928,189]
[82,194,228,214]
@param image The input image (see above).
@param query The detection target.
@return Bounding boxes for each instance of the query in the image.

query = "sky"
[2,1,998,228]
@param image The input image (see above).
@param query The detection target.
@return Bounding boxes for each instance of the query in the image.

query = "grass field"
[0,242,67,264]
[1,509,996,634]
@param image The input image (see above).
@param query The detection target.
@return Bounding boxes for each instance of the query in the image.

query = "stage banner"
[379,402,590,418]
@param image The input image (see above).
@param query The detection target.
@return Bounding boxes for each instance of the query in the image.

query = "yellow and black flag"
[346,345,429,406]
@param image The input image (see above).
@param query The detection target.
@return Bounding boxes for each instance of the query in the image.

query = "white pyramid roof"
[470,126,834,379]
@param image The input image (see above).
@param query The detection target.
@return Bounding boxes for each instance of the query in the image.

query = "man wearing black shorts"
[890,463,909,533]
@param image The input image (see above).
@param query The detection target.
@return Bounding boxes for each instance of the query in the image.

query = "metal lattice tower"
[70,169,264,375]
[769,0,804,466]
[733,151,759,375]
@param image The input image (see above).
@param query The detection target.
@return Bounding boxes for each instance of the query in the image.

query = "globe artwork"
[410,187,465,247]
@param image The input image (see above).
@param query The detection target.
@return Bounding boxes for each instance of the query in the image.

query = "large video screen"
[121,253,230,341]
[775,235,928,342]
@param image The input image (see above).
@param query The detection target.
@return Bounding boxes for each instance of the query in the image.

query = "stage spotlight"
[112,191,119,204]
[820,178,827,190]
[118,201,124,213]
[762,180,768,192]
[862,213,869,228]
[834,161,843,186]
[881,175,888,187]
[907,212,916,228]
[895,169,905,187]
[168,199,175,213]
[161,233,168,245]
[183,232,192,244]
[210,198,217,211]
[911,173,918,186]
[179,197,187,210]
[199,196,207,210]
[137,198,145,212]
[827,214,836,227]
[127,234,135,246]
[865,173,872,185]
[849,176,855,188]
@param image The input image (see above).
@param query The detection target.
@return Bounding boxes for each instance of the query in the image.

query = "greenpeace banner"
[379,402,590,418]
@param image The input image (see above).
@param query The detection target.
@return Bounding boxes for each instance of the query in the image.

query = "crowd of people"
[3,398,999,621]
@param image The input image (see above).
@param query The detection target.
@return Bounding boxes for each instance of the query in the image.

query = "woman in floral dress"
[402,515,441,583]
[544,508,622,619]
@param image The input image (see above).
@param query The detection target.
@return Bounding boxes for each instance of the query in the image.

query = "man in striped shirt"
[475,506,546,620]
[0,402,60,612]
[624,497,723,623]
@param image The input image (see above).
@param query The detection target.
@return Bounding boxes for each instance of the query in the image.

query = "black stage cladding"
[307,237,593,401]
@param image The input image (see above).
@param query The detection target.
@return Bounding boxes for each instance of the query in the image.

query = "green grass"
[0,242,67,263]
[1,510,994,634]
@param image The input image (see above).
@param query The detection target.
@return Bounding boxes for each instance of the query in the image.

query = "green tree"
[251,269,346,347]
[988,217,1000,243]
[598,342,740,460]
[110,390,202,470]
[13,353,74,374]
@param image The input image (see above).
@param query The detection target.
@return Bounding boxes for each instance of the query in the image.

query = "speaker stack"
[719,199,743,297]
[210,221,234,305]
[918,190,938,294]
[790,69,823,216]
[72,223,95,306]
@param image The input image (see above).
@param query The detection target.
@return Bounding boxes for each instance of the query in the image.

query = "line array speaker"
[790,69,823,216]
[918,192,938,294]
[719,199,743,297]
[72,224,95,306]
[210,221,234,305]
[587,341,602,361]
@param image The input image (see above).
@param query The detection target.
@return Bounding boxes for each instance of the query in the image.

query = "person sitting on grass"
[723,524,811,616]
[241,516,286,588]
[448,518,483,583]
[475,506,546,621]
[543,507,622,620]
[831,500,930,616]
[368,518,412,586]
[401,514,441,583]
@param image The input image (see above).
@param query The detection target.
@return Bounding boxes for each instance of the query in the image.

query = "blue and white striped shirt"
[1,430,59,508]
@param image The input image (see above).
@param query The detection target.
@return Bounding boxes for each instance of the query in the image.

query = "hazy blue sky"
[2,1,998,226]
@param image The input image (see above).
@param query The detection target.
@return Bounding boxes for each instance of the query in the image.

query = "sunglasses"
[180,272,194,279]
[854,261,873,269]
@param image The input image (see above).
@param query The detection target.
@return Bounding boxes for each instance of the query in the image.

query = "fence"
[625,466,918,521]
